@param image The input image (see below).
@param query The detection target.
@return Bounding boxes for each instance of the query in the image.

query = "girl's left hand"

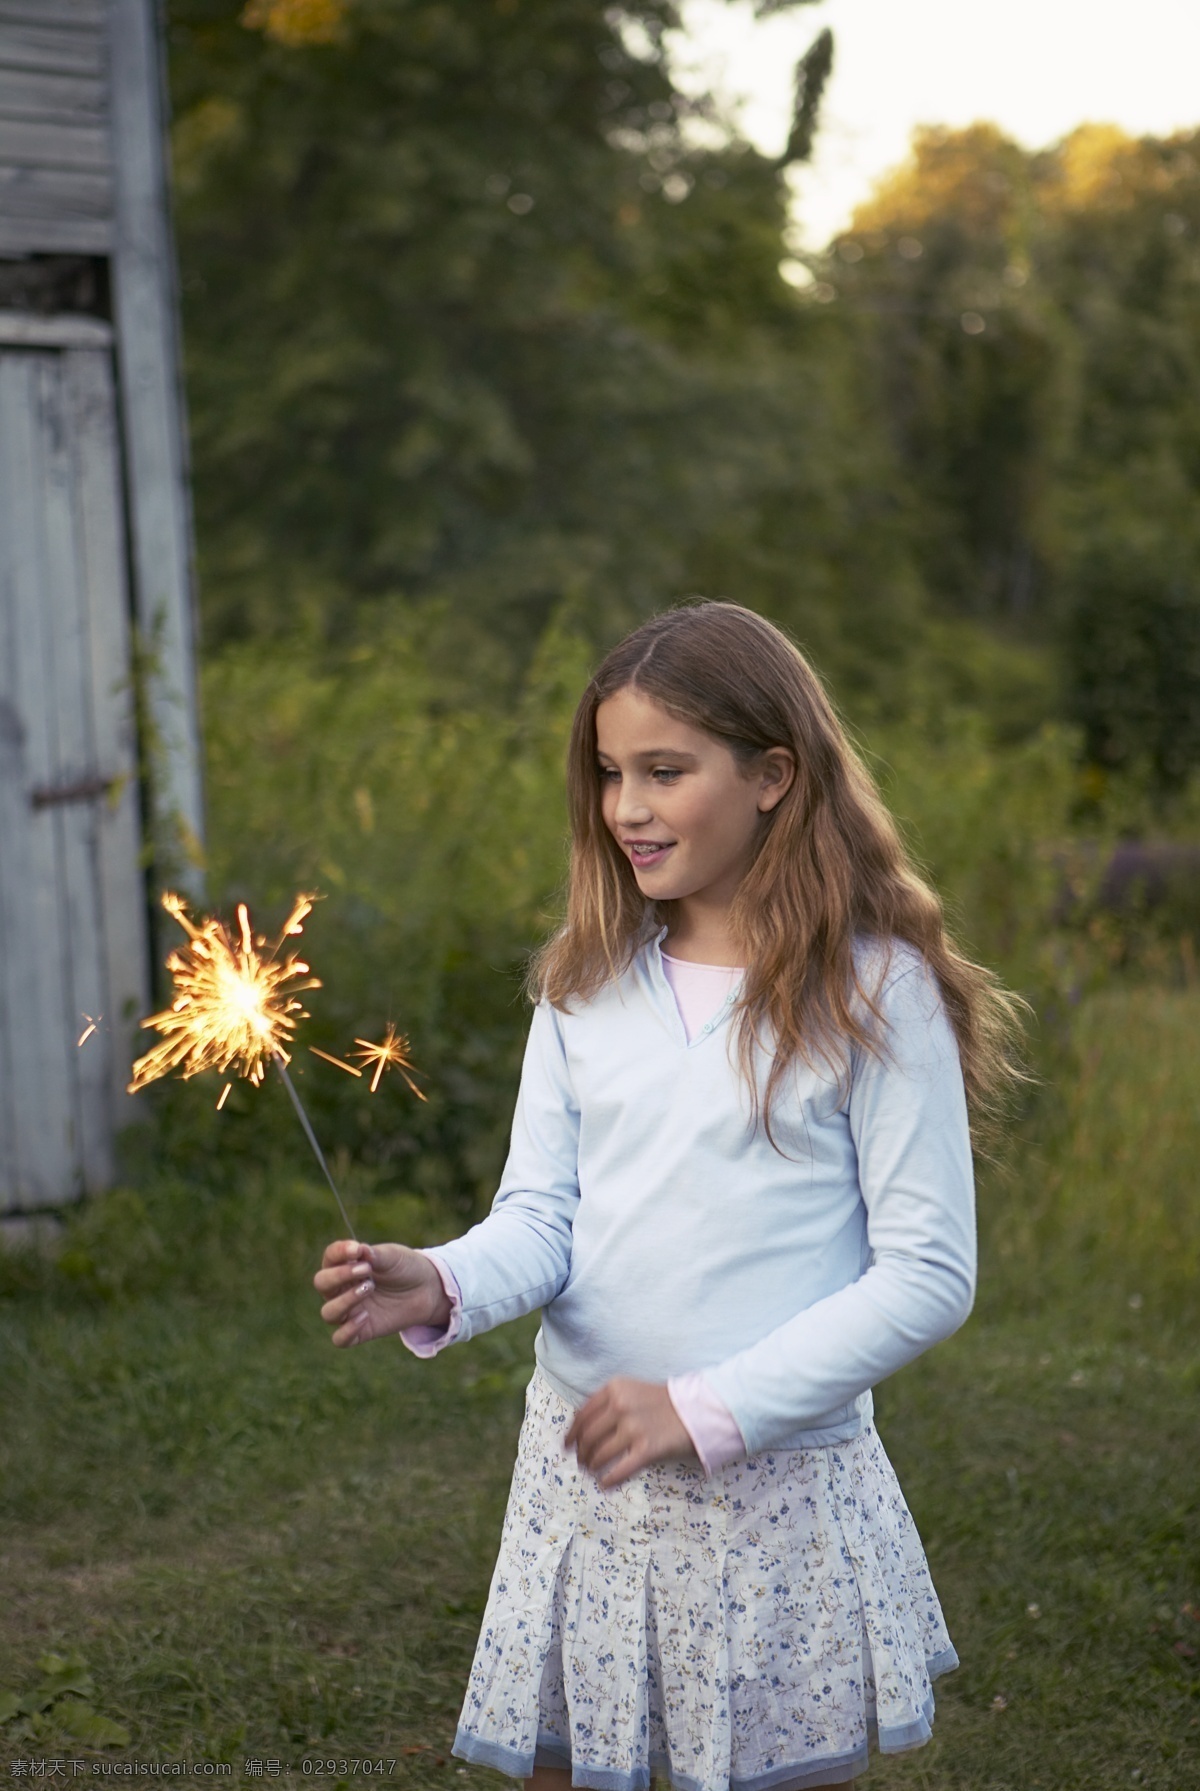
[563,1377,695,1490]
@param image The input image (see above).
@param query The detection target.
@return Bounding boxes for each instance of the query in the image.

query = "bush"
[107,600,1196,1302]
[980,983,1200,1318]
[171,598,591,1214]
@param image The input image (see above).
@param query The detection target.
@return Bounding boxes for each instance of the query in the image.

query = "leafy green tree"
[1044,129,1200,787]
[171,0,915,699]
[818,122,1200,785]
[816,125,1068,627]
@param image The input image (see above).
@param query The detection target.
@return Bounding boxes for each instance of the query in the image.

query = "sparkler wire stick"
[273,1052,357,1241]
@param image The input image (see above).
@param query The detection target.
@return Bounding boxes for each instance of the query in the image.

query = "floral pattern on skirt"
[452,1366,957,1791]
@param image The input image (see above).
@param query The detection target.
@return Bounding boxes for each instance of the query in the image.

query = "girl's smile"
[626,842,674,867]
[595,687,794,957]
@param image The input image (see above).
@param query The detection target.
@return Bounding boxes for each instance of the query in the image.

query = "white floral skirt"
[451,1366,957,1791]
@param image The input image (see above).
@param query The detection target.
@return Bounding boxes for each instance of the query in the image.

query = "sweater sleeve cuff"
[398,1251,463,1357]
[666,1370,747,1478]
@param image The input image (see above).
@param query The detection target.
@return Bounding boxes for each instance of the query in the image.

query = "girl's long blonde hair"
[526,600,1025,1153]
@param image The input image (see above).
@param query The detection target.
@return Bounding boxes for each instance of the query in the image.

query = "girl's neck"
[662,909,743,969]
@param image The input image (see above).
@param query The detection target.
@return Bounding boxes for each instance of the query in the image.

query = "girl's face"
[595,686,794,919]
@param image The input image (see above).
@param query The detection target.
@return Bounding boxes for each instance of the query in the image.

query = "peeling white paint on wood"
[0,67,106,118]
[0,344,149,1211]
[0,22,106,80]
[0,0,199,1208]
[0,7,105,26]
[70,343,150,1124]
[109,0,204,884]
[0,310,113,348]
[0,5,112,250]
[0,116,111,168]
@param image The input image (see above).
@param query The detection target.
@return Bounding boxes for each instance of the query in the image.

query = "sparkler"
[312,1024,428,1098]
[354,1025,427,1098]
[128,892,358,1235]
[129,891,316,1090]
[310,1046,361,1077]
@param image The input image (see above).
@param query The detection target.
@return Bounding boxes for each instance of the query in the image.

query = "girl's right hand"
[313,1239,452,1347]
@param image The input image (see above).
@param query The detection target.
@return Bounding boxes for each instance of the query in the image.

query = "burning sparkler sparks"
[77,1014,101,1048]
[127,893,430,1243]
[128,892,317,1093]
[310,1026,427,1098]
[353,1025,428,1098]
[128,892,357,1234]
[310,1046,361,1077]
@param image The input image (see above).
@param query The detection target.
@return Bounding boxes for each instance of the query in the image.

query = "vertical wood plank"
[67,343,150,1137]
[36,349,112,1190]
[0,367,20,1203]
[108,0,205,894]
[0,349,79,1208]
[0,343,152,1211]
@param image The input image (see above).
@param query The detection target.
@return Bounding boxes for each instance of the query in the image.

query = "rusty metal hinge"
[29,774,119,811]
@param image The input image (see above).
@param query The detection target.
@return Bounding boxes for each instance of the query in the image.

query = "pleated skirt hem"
[453,1656,955,1788]
[453,1367,958,1791]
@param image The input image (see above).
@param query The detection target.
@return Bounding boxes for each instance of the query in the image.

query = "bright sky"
[668,0,1200,248]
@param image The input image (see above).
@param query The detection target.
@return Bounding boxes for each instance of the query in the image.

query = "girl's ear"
[757,747,796,814]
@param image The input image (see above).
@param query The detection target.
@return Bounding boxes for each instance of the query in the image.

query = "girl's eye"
[652,768,681,783]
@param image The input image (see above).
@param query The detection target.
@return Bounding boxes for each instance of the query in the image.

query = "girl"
[314,601,1021,1791]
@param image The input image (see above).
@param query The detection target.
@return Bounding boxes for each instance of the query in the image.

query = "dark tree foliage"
[170,7,1200,782]
[168,0,920,704]
[1066,550,1200,789]
[1050,135,1200,785]
[818,123,1200,786]
[816,126,1067,625]
[784,26,832,166]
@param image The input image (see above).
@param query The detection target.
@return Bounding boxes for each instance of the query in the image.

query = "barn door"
[0,317,149,1210]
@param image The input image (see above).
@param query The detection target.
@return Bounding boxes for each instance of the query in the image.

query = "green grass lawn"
[2,985,1199,1790]
[2,1284,1196,1791]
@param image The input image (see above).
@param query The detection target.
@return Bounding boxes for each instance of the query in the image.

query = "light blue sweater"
[427,928,976,1455]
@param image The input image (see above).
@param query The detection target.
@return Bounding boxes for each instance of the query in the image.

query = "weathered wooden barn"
[0,0,203,1216]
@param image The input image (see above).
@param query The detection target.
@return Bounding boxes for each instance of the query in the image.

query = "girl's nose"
[613,784,654,826]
